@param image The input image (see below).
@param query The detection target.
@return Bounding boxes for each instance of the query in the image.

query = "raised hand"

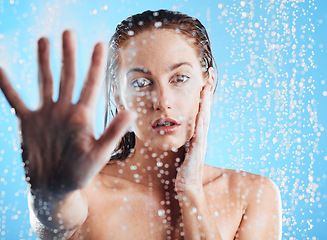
[173,85,222,239]
[0,31,135,198]
[175,84,213,193]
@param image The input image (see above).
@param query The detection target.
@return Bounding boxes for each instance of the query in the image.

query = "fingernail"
[63,30,70,41]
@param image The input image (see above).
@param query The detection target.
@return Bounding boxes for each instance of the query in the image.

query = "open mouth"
[152,118,179,127]
[152,118,180,134]
[156,122,175,127]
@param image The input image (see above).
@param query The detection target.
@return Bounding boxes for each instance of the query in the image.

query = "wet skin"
[0,30,282,239]
[69,166,280,240]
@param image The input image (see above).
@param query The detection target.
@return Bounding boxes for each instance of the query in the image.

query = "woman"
[0,10,281,240]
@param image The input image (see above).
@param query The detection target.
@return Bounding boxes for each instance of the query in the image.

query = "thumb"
[95,110,137,161]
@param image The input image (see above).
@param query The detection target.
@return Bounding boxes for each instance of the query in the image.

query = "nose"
[152,86,172,111]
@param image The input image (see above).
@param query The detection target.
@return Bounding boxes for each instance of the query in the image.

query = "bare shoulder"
[204,164,278,186]
[203,164,281,206]
[226,168,281,205]
[203,164,282,239]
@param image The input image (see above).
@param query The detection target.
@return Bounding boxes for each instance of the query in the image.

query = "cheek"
[124,90,150,109]
[125,93,152,128]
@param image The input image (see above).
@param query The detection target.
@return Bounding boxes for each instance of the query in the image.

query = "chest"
[71,182,244,240]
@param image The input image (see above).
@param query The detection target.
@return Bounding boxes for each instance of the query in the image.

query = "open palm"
[0,31,135,198]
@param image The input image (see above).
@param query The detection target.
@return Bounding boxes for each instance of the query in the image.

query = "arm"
[177,188,222,240]
[175,81,221,239]
[28,190,87,239]
[0,31,135,239]
[235,176,282,240]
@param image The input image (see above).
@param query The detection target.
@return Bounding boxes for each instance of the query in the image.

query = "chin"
[134,124,195,152]
[152,138,184,151]
[151,132,194,152]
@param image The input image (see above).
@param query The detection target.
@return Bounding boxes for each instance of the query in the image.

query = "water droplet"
[154,22,162,28]
[101,5,108,11]
[90,9,97,15]
[192,207,197,214]
[158,209,165,216]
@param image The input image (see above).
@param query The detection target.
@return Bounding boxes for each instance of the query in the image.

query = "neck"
[107,136,187,192]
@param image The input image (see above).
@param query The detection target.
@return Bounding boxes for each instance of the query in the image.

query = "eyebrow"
[126,67,151,76]
[168,62,193,71]
[126,62,193,77]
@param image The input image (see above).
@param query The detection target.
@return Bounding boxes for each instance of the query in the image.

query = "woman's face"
[116,29,211,151]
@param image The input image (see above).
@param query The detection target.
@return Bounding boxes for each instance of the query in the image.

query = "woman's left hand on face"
[175,84,213,193]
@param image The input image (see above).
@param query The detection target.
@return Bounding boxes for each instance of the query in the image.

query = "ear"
[204,67,216,92]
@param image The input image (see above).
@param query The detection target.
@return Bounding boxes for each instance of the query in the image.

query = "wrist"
[28,189,87,230]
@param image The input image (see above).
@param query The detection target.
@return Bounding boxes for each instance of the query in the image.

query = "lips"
[152,118,180,127]
[152,118,180,134]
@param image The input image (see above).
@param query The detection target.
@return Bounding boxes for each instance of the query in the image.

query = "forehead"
[119,29,200,73]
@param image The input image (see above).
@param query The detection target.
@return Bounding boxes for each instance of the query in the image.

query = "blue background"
[0,0,326,239]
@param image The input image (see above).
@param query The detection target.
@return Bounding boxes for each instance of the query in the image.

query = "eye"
[131,78,152,88]
[173,74,190,84]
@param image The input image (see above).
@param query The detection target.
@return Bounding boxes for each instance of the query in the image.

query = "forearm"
[28,189,88,231]
[177,188,222,240]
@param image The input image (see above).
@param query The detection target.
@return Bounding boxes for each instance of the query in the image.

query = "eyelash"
[130,74,190,88]
[173,74,190,84]
[131,78,151,88]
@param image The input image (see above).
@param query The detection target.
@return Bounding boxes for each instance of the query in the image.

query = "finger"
[95,110,137,161]
[199,84,212,125]
[187,85,212,155]
[58,30,76,102]
[194,85,212,138]
[0,68,29,116]
[37,38,53,105]
[78,42,104,109]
